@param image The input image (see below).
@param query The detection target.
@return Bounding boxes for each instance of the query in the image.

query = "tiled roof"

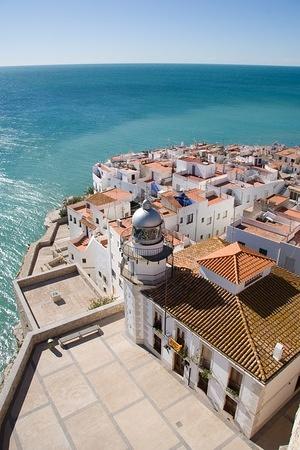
[143,265,300,382]
[81,217,97,230]
[198,243,275,284]
[88,188,131,206]
[171,238,228,273]
[87,192,115,207]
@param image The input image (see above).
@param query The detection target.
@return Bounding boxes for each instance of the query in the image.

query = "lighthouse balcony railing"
[122,241,172,261]
[121,266,167,286]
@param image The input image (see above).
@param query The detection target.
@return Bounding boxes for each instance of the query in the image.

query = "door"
[173,327,185,377]
[198,373,208,394]
[174,352,184,376]
[223,395,237,418]
[153,334,161,355]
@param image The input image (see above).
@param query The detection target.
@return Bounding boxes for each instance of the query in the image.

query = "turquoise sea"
[1,64,300,371]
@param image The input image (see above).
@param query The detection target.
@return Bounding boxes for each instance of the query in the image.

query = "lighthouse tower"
[121,199,172,343]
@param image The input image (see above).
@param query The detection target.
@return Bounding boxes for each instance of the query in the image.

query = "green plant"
[178,345,188,359]
[85,186,94,195]
[200,368,212,381]
[88,296,115,310]
[226,386,239,397]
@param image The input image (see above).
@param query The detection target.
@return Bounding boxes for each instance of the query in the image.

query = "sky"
[1,0,300,67]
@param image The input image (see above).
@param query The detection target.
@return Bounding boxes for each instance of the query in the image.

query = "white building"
[154,188,234,241]
[67,188,133,297]
[121,203,300,438]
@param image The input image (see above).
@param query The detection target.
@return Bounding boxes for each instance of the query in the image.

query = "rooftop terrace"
[15,266,101,328]
[1,314,256,450]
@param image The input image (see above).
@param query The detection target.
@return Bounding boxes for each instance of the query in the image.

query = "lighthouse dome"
[132,199,163,245]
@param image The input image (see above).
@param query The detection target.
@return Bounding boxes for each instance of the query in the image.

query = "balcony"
[121,266,167,286]
[226,381,241,398]
[122,242,173,262]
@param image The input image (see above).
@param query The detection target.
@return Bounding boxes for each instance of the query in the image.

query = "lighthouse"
[121,199,172,343]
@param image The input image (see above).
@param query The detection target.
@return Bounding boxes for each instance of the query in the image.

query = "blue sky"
[1,0,300,67]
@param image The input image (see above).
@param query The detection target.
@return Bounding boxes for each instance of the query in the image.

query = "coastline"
[0,209,68,388]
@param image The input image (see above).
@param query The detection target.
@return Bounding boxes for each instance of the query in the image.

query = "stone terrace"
[1,314,255,450]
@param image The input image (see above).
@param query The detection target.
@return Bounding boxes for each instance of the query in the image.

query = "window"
[119,279,123,288]
[86,203,90,209]
[223,395,237,418]
[103,275,107,284]
[207,217,212,225]
[153,311,162,331]
[186,214,193,224]
[103,287,107,293]
[223,211,228,218]
[227,367,243,396]
[82,258,86,263]
[200,235,203,240]
[98,271,102,278]
[201,217,204,223]
[71,254,74,260]
[180,217,183,224]
[69,215,73,222]
[217,213,220,220]
[200,345,212,370]
[132,174,135,181]
[112,269,116,279]
[259,248,268,256]
[96,218,99,224]
[74,217,77,224]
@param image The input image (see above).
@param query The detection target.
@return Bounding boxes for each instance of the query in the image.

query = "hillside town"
[1,142,300,450]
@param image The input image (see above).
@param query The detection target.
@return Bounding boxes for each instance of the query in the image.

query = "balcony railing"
[122,242,173,262]
[227,380,241,397]
[121,266,167,286]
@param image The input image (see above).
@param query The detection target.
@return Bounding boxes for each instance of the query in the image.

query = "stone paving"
[2,314,260,449]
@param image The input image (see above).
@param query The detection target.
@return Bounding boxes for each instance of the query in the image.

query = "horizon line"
[1,61,300,69]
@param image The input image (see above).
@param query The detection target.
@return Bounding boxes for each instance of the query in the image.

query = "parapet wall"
[18,215,67,279]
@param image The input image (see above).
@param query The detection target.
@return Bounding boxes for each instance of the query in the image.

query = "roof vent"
[273,343,284,361]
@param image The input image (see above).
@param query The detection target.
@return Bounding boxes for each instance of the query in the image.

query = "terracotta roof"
[171,238,228,273]
[81,217,97,230]
[88,188,131,207]
[87,192,115,207]
[143,162,172,173]
[109,217,132,238]
[198,243,275,284]
[143,265,300,382]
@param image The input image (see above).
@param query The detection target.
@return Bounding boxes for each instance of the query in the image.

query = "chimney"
[273,343,284,362]
[117,219,122,227]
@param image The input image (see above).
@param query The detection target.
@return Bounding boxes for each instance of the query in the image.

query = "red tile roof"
[143,265,300,382]
[198,243,275,284]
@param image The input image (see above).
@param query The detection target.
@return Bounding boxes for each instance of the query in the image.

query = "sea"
[0,63,300,372]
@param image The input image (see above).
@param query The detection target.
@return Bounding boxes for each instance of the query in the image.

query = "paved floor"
[21,271,97,327]
[2,314,255,450]
[33,223,70,275]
